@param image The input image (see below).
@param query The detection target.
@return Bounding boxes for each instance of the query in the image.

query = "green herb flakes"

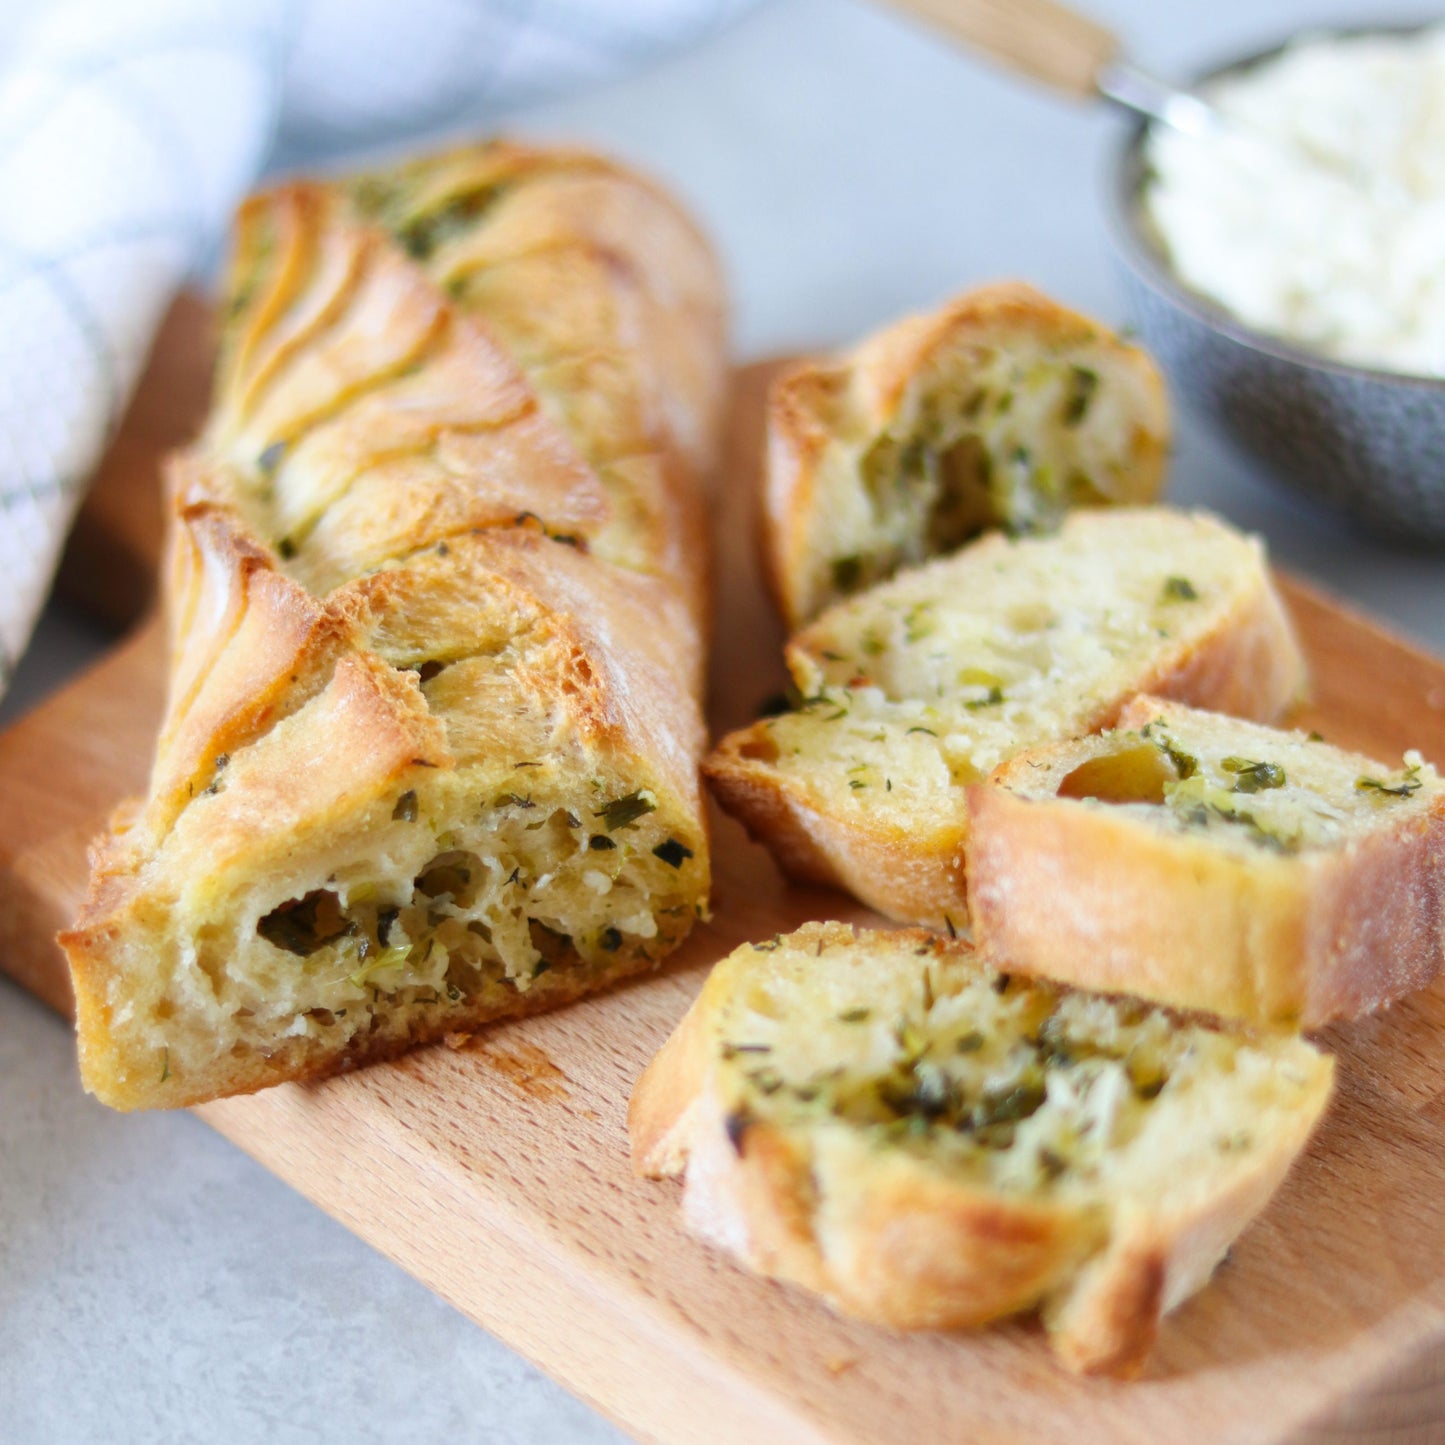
[722,1042,772,1059]
[652,838,694,869]
[1220,757,1286,793]
[594,790,657,831]
[258,890,350,957]
[396,191,492,259]
[1356,762,1424,798]
[1064,366,1098,426]
[963,686,1004,709]
[832,555,864,593]
[1143,723,1199,780]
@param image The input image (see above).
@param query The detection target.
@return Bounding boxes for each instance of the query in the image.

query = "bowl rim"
[1106,16,1445,394]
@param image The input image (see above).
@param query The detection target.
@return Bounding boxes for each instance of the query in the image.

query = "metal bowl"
[1106,25,1445,547]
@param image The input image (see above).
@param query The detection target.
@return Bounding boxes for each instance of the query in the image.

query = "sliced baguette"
[706,509,1306,930]
[967,696,1445,1027]
[630,921,1333,1376]
[765,283,1169,627]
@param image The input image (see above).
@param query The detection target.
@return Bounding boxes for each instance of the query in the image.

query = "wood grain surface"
[3,298,1445,1444]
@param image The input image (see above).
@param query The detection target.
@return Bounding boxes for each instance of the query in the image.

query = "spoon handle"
[883,0,1119,99]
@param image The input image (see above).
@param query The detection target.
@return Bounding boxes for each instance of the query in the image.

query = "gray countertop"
[3,1,1440,1441]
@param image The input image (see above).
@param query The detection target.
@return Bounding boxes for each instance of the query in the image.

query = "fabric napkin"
[0,0,754,698]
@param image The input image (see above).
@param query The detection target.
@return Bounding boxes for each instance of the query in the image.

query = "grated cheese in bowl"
[1144,25,1445,378]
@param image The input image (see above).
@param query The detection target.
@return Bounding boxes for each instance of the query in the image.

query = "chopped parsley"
[722,1042,772,1059]
[1063,366,1098,426]
[832,555,865,593]
[396,191,493,259]
[1356,764,1424,798]
[1219,757,1286,793]
[1142,722,1199,780]
[651,838,694,869]
[963,686,1004,709]
[258,890,350,957]
[594,790,657,831]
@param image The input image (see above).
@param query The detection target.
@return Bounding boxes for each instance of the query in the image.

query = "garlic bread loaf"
[765,283,1169,627]
[967,696,1445,1027]
[60,140,726,1110]
[706,509,1305,930]
[630,922,1333,1377]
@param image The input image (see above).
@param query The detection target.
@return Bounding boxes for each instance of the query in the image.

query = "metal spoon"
[882,0,1389,189]
[882,0,1225,140]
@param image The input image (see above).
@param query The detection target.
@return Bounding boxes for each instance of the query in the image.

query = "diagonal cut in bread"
[966,696,1445,1027]
[764,283,1170,627]
[60,141,726,1110]
[706,509,1306,931]
[630,922,1333,1377]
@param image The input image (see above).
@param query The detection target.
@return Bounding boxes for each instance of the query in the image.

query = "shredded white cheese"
[1145,27,1445,377]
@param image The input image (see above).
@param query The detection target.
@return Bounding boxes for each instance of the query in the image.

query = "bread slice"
[706,509,1305,931]
[765,283,1169,627]
[60,141,726,1110]
[967,696,1445,1027]
[631,921,1333,1376]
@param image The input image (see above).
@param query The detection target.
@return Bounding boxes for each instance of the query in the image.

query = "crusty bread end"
[765,283,1170,627]
[630,922,1333,1375]
[966,696,1445,1027]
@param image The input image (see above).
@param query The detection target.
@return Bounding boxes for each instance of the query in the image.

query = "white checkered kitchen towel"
[0,0,755,696]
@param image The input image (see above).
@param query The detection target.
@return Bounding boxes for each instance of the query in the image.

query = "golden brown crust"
[966,697,1445,1027]
[629,971,719,1179]
[1137,572,1306,723]
[706,510,1306,931]
[702,740,967,926]
[631,922,1334,1375]
[810,1151,1091,1331]
[1046,1082,1319,1377]
[765,283,1171,627]
[62,140,727,1110]
[149,474,351,840]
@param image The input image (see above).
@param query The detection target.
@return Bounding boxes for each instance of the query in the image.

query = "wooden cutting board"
[5,297,1445,1445]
